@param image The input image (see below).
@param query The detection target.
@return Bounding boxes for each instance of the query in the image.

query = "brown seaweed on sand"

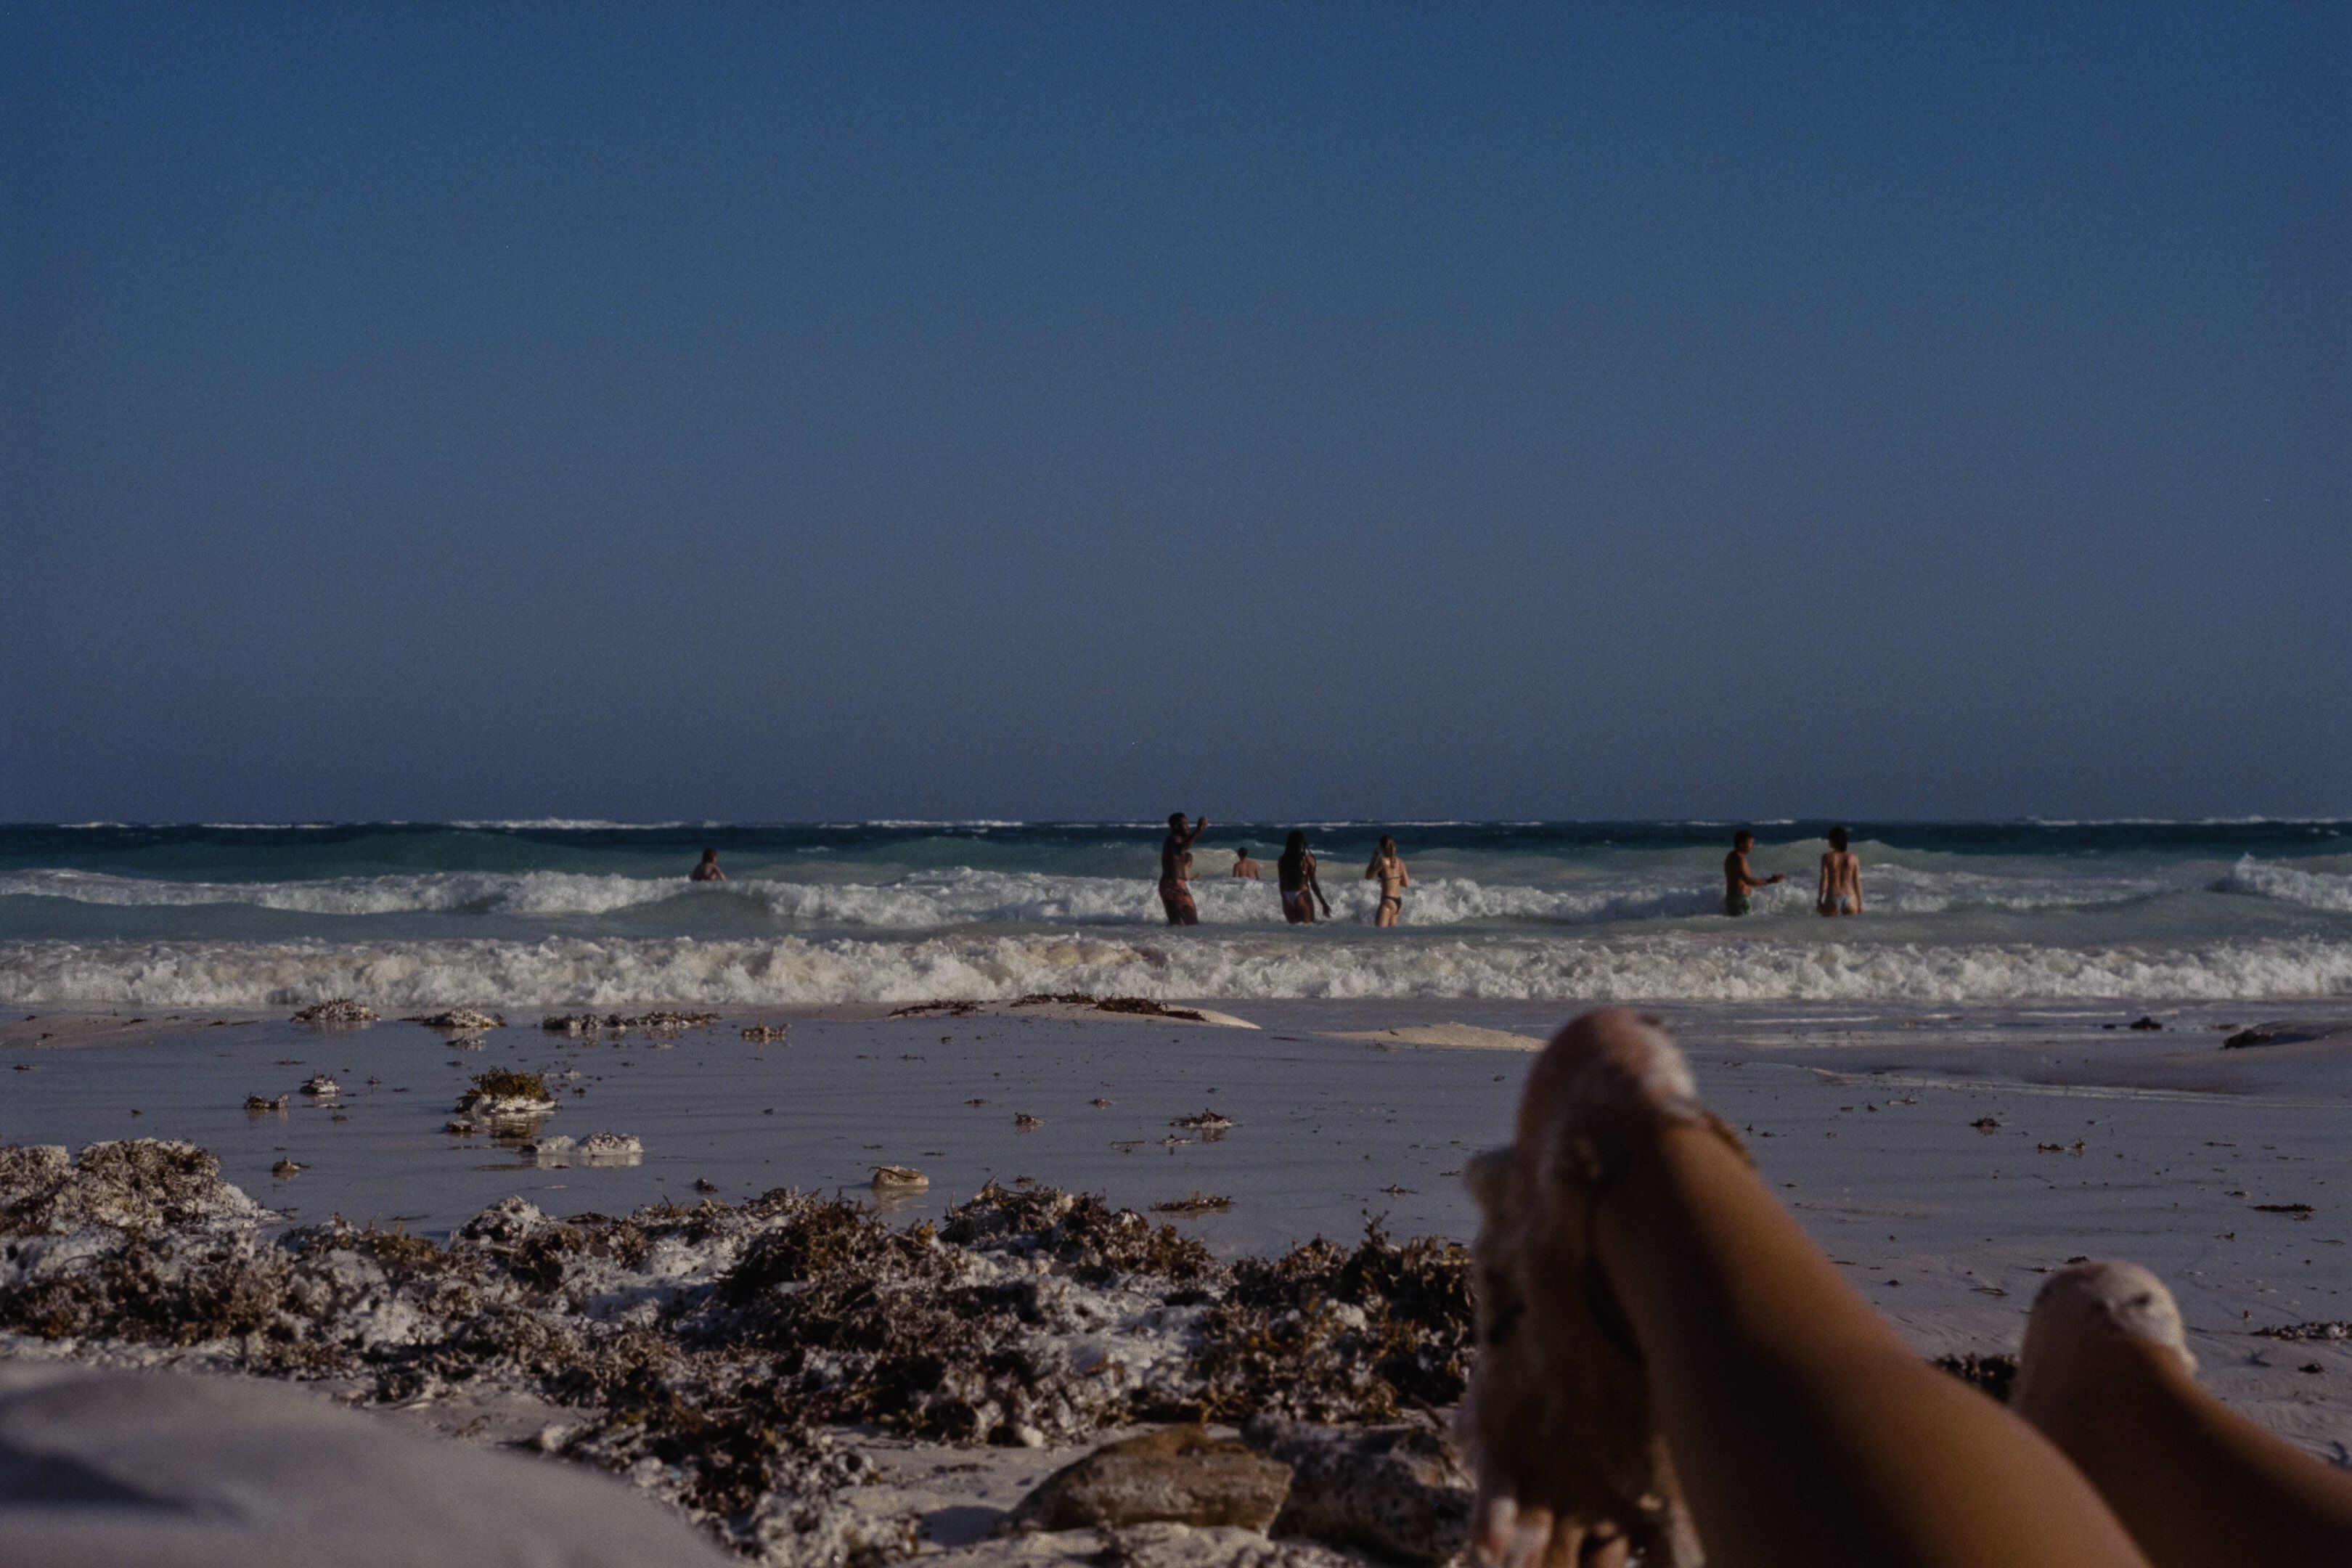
[290,998,376,1025]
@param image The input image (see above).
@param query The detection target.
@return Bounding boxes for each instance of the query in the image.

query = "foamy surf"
[4,931,2348,1008]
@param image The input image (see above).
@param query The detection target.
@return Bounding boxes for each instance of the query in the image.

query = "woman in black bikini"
[1277,830,1332,924]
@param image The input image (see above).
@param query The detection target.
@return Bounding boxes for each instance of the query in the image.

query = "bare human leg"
[2014,1260,2352,1568]
[1462,1008,2151,1568]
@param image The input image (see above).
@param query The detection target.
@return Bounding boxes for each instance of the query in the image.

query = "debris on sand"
[1971,1117,2001,1132]
[456,1069,558,1120]
[1151,1193,1233,1217]
[1172,1111,1235,1133]
[889,1000,981,1018]
[271,1159,303,1179]
[578,1131,644,1163]
[742,1026,790,1042]
[1014,1114,1045,1131]
[2255,1321,2352,1342]
[290,999,376,1025]
[404,1008,506,1032]
[542,1013,603,1035]
[244,1094,290,1113]
[1014,994,1212,1024]
[607,1011,721,1035]
[1005,1426,1292,1532]
[870,1166,929,1193]
[1932,1352,2017,1402]
[2252,1202,2315,1217]
[299,1074,339,1098]
[2127,1016,2164,1031]
[0,1144,1477,1567]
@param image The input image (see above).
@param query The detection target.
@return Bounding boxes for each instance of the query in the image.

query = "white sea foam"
[2219,857,2352,915]
[0,863,2173,928]
[4,931,2348,1008]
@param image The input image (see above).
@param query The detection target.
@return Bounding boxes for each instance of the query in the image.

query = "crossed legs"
[1465,1008,2352,1567]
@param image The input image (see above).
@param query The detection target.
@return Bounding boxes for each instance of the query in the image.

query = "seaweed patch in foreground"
[0,1140,1471,1565]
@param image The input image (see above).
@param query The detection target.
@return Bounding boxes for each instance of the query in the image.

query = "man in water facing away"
[1722,830,1781,916]
[1231,847,1262,880]
[690,849,725,882]
[1818,825,1863,915]
[1160,813,1207,925]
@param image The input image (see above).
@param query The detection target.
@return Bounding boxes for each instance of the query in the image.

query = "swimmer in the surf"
[1722,829,1781,916]
[1817,825,1864,915]
[1278,830,1332,924]
[1160,813,1207,925]
[1231,846,1262,880]
[1364,834,1410,926]
[689,849,726,882]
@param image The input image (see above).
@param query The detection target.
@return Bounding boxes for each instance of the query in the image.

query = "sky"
[4,2,2346,823]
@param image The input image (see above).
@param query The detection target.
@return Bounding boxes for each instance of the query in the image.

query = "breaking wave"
[4,932,2348,1008]
[2219,857,2352,915]
[0,864,2171,928]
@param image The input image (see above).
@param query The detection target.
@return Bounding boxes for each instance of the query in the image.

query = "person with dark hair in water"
[1278,830,1332,924]
[1159,812,1207,925]
[1817,825,1863,916]
[689,849,725,883]
[1231,846,1262,881]
[1721,830,1781,916]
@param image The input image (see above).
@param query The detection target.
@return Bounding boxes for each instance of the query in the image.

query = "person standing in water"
[1230,846,1262,880]
[1159,812,1208,925]
[1722,829,1781,916]
[1278,830,1332,924]
[1817,824,1864,915]
[1364,834,1410,926]
[689,849,726,882]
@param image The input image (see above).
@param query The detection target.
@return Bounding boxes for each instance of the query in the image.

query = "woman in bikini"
[1277,830,1332,924]
[1364,834,1410,926]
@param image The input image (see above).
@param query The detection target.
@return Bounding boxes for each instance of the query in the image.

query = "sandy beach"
[7,993,2350,1562]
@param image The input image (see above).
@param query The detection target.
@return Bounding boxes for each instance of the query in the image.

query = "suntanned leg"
[1466,1009,2149,1568]
[2014,1261,2352,1568]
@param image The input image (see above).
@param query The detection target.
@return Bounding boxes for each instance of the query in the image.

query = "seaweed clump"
[290,998,376,1024]
[1188,1225,1474,1424]
[0,1138,1485,1567]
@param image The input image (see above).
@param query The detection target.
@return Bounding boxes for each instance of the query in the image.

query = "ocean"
[2,819,2348,1008]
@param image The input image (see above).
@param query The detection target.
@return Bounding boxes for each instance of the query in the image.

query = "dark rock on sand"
[1243,1416,1474,1566]
[1005,1426,1292,1533]
[2127,1016,2164,1031]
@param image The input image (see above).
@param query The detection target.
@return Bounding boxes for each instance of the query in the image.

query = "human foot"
[1459,1009,1731,1567]
[2013,1260,2196,1432]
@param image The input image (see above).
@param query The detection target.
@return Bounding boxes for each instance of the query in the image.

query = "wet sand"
[6,996,2352,1469]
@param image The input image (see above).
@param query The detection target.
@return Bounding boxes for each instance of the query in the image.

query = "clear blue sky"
[4,2,2345,822]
